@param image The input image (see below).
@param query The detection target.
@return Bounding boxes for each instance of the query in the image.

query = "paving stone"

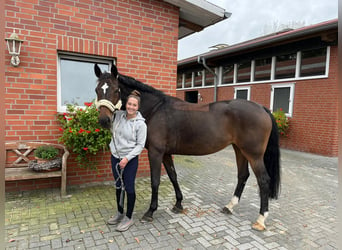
[5,147,338,249]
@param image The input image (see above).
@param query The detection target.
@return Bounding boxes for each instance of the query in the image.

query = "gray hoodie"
[109,110,147,161]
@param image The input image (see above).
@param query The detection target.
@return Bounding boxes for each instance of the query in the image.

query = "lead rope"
[111,113,125,208]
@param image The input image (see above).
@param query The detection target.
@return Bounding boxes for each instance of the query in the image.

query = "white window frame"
[270,83,295,117]
[57,53,115,112]
[234,86,250,100]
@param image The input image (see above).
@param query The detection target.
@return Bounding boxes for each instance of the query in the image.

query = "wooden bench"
[5,141,69,196]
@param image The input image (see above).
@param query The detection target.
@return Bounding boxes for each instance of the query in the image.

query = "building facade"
[177,20,338,157]
[4,0,227,192]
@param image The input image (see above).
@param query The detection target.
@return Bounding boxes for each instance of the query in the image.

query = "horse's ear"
[111,64,118,78]
[94,64,102,78]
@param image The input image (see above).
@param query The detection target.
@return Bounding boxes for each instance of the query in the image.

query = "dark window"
[254,58,271,81]
[236,89,248,100]
[194,70,203,87]
[273,87,290,113]
[275,53,296,79]
[185,91,198,103]
[237,62,251,83]
[184,72,192,88]
[204,69,214,86]
[222,64,234,84]
[300,47,327,77]
[177,74,183,88]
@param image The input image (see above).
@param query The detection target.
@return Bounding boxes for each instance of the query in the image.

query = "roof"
[164,0,231,39]
[178,19,338,66]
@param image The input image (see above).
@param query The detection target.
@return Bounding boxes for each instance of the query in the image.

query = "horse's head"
[94,64,121,129]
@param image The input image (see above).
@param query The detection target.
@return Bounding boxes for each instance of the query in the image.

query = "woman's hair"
[128,90,141,106]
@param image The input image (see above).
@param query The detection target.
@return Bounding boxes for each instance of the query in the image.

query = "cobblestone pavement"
[5,146,338,249]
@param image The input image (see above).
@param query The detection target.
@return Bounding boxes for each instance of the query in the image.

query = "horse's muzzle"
[99,116,111,129]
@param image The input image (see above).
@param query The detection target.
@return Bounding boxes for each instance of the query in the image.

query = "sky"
[177,0,338,60]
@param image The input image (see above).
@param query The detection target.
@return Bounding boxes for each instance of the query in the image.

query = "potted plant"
[29,145,62,172]
[34,145,59,163]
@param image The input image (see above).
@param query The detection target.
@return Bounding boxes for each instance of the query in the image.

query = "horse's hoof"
[221,207,232,214]
[140,215,153,223]
[171,205,183,214]
[252,221,265,231]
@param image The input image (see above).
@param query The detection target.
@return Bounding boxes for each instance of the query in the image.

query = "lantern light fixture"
[5,29,24,67]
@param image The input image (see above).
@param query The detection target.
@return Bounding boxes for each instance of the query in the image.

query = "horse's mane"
[118,74,166,99]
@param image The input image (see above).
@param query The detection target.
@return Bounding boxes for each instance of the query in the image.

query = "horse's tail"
[263,107,281,199]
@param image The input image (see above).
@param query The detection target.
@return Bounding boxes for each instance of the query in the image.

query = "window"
[194,70,203,87]
[177,74,183,88]
[58,53,114,112]
[184,72,192,88]
[254,58,272,81]
[234,87,250,100]
[237,62,251,83]
[275,53,296,79]
[222,64,234,84]
[204,69,215,86]
[270,83,295,116]
[300,47,327,77]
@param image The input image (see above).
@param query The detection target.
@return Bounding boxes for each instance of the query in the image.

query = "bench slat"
[5,168,62,181]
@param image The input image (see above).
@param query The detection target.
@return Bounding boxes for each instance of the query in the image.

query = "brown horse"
[94,64,281,231]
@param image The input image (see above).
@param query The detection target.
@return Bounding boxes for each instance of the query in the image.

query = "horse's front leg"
[141,149,163,222]
[163,154,183,213]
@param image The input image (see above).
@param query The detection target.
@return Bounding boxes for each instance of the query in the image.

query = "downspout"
[198,56,218,102]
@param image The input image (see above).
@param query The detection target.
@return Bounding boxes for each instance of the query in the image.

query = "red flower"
[83,147,88,151]
[84,102,93,107]
[95,129,100,132]
[86,130,91,133]
[59,128,63,131]
[67,118,72,121]
[78,128,84,133]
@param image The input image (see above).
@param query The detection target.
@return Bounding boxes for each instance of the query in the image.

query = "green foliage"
[272,108,290,137]
[34,146,59,160]
[57,102,112,169]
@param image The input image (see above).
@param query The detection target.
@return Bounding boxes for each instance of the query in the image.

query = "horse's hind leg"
[250,157,271,231]
[141,149,163,223]
[163,154,183,213]
[222,144,249,214]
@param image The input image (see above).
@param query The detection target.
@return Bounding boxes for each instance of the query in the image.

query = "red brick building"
[177,19,338,157]
[4,0,228,192]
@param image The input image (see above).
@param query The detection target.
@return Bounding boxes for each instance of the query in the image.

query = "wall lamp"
[5,29,24,67]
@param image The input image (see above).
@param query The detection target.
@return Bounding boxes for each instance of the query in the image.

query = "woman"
[107,90,147,232]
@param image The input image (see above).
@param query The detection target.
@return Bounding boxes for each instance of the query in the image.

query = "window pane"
[254,58,271,81]
[204,69,214,86]
[60,59,109,106]
[275,53,296,79]
[184,72,192,88]
[237,62,251,83]
[300,47,327,77]
[273,87,290,113]
[177,74,183,88]
[194,70,203,87]
[222,65,234,84]
[236,89,248,100]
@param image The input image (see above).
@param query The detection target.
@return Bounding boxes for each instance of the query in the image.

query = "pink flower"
[83,147,88,151]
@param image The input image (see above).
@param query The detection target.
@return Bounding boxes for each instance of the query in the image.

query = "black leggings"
[111,155,138,219]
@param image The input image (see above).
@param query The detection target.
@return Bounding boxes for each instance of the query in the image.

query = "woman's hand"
[119,157,128,169]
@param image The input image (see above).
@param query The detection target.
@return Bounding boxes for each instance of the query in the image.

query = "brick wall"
[176,45,338,157]
[5,0,179,192]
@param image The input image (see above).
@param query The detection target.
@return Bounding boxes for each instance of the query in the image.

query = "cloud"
[178,0,337,60]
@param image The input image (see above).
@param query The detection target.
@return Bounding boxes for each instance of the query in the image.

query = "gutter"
[198,56,218,102]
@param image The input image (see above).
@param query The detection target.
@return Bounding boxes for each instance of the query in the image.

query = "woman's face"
[126,97,139,116]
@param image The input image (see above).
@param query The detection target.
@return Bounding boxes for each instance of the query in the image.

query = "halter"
[95,98,122,113]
